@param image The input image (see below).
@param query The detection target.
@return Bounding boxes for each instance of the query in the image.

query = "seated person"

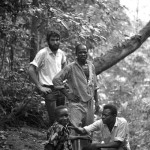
[44,105,91,150]
[72,104,131,150]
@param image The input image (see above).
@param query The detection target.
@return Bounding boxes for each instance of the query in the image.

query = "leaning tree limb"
[94,21,150,76]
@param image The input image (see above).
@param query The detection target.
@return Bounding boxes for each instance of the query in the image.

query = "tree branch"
[94,21,150,75]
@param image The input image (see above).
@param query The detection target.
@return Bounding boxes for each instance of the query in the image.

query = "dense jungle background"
[0,0,150,149]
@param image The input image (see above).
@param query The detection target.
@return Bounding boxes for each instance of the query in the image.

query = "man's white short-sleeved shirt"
[30,47,66,85]
[84,117,131,150]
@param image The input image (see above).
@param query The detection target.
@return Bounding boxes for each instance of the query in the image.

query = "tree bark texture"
[30,0,39,62]
[94,21,150,75]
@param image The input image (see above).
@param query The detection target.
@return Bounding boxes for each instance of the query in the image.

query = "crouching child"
[44,106,91,150]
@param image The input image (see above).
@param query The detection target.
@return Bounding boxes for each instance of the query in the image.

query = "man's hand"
[67,92,76,101]
[59,88,75,101]
[38,85,52,94]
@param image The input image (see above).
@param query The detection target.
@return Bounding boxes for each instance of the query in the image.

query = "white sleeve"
[30,50,45,68]
[114,120,129,142]
[84,120,102,133]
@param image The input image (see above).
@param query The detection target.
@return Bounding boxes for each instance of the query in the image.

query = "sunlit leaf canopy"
[0,0,130,60]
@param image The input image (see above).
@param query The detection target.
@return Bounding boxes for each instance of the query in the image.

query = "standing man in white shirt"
[28,30,67,126]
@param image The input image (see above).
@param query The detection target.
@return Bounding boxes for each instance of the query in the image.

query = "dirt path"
[0,126,47,150]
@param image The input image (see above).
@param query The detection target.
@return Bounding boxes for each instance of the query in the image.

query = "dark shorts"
[42,85,65,106]
[40,85,66,126]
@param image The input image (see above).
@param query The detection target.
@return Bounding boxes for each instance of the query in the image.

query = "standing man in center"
[28,30,67,126]
[53,44,98,149]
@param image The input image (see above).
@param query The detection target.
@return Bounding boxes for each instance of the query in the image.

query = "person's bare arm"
[62,61,67,69]
[94,89,100,113]
[28,64,51,94]
[69,121,87,135]
[68,135,91,142]
[85,141,122,149]
[53,65,75,101]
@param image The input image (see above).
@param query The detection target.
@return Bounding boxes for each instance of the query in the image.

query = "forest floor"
[0,126,47,150]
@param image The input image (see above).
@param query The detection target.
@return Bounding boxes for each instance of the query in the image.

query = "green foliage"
[0,65,47,127]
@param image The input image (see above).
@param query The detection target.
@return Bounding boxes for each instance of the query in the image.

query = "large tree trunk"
[94,21,150,75]
[30,0,39,62]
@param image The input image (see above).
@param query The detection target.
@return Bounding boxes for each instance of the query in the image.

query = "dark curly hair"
[103,104,117,116]
[46,29,60,43]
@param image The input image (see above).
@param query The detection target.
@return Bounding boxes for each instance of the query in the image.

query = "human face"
[57,108,69,126]
[101,109,115,125]
[76,45,88,63]
[48,36,60,51]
